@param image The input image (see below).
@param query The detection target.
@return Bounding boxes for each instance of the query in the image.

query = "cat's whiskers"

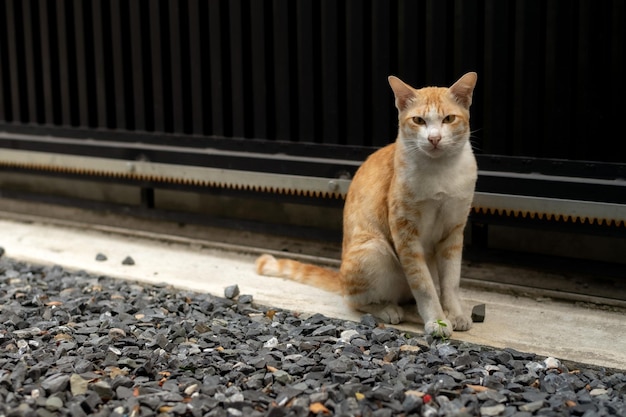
[401,141,435,160]
[468,129,483,152]
[401,140,423,154]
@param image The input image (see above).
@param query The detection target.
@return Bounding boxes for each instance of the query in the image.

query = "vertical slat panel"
[91,0,107,128]
[609,0,625,162]
[21,0,37,123]
[575,1,615,162]
[110,0,126,129]
[511,1,526,157]
[344,0,365,146]
[610,0,624,101]
[542,1,566,159]
[168,0,184,133]
[370,0,392,146]
[0,0,6,121]
[72,0,89,127]
[187,0,203,135]
[38,0,54,124]
[207,0,224,136]
[424,0,448,84]
[128,0,145,131]
[55,0,71,125]
[272,0,292,141]
[482,0,510,156]
[249,1,268,139]
[228,0,246,138]
[574,1,587,159]
[148,0,164,132]
[296,0,316,143]
[396,0,421,84]
[5,0,22,122]
[320,0,340,144]
[515,2,544,158]
[452,0,479,75]
[524,2,544,155]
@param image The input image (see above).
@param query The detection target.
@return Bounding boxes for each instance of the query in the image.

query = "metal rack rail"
[1,131,625,232]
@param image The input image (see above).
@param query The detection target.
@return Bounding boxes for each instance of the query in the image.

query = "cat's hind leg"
[340,237,413,325]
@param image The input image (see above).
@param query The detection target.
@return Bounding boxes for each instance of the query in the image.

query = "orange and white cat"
[256,72,478,337]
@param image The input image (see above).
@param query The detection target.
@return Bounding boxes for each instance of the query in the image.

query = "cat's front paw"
[425,318,453,338]
[448,314,473,331]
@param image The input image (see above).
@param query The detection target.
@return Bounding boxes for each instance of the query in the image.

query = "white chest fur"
[399,142,477,202]
[393,142,477,248]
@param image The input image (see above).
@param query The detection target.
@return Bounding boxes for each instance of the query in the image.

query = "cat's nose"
[428,135,441,146]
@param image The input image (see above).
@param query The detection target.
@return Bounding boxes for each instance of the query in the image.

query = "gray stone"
[519,400,545,412]
[360,314,378,327]
[311,324,336,336]
[272,370,292,385]
[480,403,506,416]
[238,294,253,303]
[92,381,114,400]
[40,374,70,394]
[224,284,240,299]
[70,374,89,396]
[81,392,102,413]
[472,304,486,322]
[45,396,64,411]
[325,356,355,374]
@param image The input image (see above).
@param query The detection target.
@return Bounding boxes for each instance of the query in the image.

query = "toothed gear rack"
[1,128,625,234]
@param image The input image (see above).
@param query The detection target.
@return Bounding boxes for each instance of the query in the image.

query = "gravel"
[0,253,625,417]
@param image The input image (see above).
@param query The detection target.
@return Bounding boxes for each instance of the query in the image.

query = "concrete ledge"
[1,216,624,371]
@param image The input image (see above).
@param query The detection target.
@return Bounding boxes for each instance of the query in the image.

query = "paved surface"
[1,216,625,371]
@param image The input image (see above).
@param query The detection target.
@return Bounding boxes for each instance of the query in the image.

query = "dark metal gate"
[1,0,624,159]
[0,0,625,243]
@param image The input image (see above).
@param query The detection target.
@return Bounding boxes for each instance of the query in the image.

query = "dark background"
[0,0,624,163]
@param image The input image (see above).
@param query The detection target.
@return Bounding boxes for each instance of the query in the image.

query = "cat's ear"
[448,72,477,108]
[388,76,417,111]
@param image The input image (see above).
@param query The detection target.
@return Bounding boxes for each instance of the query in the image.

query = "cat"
[256,72,478,338]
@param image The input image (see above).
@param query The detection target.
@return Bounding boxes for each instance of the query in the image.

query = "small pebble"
[108,328,127,340]
[480,404,506,416]
[45,396,64,411]
[95,253,108,261]
[184,384,199,396]
[472,303,486,322]
[92,381,114,400]
[122,256,135,265]
[224,284,240,299]
[544,356,561,369]
[238,294,253,303]
[70,374,89,396]
[360,314,378,327]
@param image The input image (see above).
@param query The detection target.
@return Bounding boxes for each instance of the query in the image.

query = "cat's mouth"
[425,145,444,157]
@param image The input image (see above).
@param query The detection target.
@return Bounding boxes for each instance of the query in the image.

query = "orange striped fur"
[256,73,478,337]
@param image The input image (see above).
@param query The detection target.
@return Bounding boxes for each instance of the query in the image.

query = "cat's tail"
[255,254,342,293]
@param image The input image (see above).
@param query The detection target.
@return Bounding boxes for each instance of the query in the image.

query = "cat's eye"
[443,115,456,123]
[412,116,426,125]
